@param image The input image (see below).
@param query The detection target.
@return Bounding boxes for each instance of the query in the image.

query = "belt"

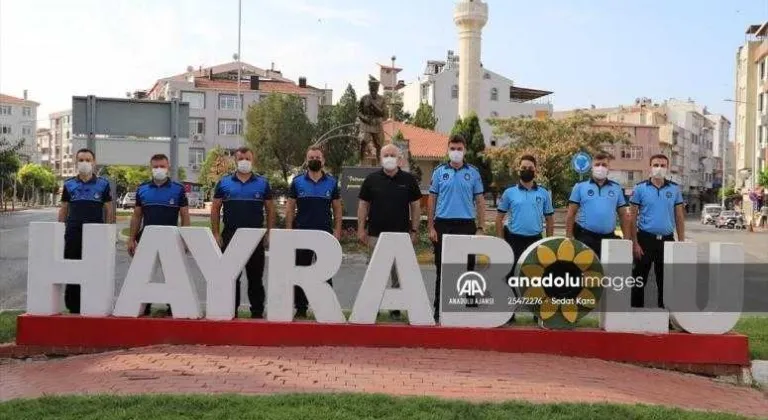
[638,230,673,241]
[575,224,615,238]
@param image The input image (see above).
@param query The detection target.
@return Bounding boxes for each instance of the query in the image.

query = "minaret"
[453,0,488,119]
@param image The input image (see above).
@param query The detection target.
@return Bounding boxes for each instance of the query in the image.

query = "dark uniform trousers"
[573,224,619,259]
[631,230,674,309]
[294,248,334,313]
[63,230,83,314]
[222,229,266,317]
[432,218,476,319]
[503,228,543,276]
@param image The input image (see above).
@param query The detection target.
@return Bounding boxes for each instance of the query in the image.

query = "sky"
[1,0,767,129]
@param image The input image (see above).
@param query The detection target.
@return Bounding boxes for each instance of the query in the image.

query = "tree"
[486,112,629,206]
[382,90,410,122]
[317,84,360,177]
[391,129,423,184]
[0,137,23,208]
[17,163,56,204]
[759,168,768,188]
[451,113,493,192]
[177,167,187,182]
[411,102,437,130]
[198,146,234,199]
[245,94,314,182]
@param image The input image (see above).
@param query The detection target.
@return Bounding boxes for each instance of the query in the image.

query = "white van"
[700,204,722,225]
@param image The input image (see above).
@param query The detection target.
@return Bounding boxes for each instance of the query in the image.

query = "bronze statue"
[357,77,386,164]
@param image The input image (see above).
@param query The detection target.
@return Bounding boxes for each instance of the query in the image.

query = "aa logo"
[587,190,595,197]
[457,271,486,297]
[464,173,471,181]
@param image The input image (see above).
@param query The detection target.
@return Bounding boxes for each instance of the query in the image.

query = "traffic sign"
[571,152,592,175]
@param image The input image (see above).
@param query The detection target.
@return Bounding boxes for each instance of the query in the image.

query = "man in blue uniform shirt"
[285,145,342,319]
[629,154,685,309]
[58,148,113,314]
[127,153,191,316]
[211,147,275,318]
[566,152,631,257]
[428,134,486,322]
[495,155,554,271]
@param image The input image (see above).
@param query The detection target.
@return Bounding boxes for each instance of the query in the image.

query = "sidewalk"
[2,345,766,416]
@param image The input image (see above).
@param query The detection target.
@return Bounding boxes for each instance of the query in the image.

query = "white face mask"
[152,167,168,181]
[77,161,93,176]
[592,166,608,180]
[651,166,667,179]
[237,159,252,173]
[448,150,464,163]
[381,156,398,171]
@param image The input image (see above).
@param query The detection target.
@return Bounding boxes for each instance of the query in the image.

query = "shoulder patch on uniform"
[667,180,678,185]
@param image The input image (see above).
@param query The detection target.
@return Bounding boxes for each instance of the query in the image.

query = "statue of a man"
[357,77,387,163]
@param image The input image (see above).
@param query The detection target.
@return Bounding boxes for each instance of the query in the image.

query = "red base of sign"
[16,315,750,366]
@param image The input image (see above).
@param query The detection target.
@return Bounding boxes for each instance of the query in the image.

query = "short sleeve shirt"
[428,163,484,220]
[630,179,684,236]
[136,180,188,228]
[61,175,111,234]
[568,179,627,235]
[358,169,422,236]
[289,171,340,232]
[497,183,554,236]
[214,173,272,231]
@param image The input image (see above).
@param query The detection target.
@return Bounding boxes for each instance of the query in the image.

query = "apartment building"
[46,110,76,178]
[145,62,333,182]
[734,22,768,191]
[400,50,553,146]
[554,98,727,211]
[0,91,39,163]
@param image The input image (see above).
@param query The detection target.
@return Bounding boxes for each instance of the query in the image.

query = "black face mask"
[307,160,322,172]
[519,169,535,182]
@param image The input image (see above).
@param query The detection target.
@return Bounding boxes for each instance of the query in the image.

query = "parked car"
[715,210,746,229]
[120,192,136,209]
[700,204,722,225]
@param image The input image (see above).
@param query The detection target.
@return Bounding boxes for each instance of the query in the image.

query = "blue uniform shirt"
[630,179,684,236]
[214,173,272,231]
[497,182,554,236]
[61,175,111,235]
[429,163,484,220]
[569,179,627,234]
[289,171,340,232]
[136,180,188,229]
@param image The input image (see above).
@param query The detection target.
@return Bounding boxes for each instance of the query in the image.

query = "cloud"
[276,0,375,27]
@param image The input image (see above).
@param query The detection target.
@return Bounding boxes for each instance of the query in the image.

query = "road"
[1,208,766,312]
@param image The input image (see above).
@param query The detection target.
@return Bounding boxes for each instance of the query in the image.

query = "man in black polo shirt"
[357,143,422,319]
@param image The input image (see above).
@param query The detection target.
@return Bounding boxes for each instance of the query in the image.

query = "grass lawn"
[3,309,767,360]
[0,394,753,420]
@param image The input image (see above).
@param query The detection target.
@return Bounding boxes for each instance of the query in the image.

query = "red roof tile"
[383,120,447,159]
[193,78,312,95]
[0,94,37,105]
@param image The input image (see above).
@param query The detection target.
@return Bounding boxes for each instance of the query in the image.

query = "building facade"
[734,22,768,191]
[145,62,333,182]
[554,98,728,211]
[0,92,39,163]
[46,110,76,179]
[401,50,553,146]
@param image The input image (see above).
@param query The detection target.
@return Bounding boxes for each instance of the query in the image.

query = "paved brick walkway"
[1,345,767,417]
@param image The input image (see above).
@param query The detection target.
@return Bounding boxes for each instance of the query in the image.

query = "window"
[0,106,11,115]
[189,118,205,136]
[490,88,498,101]
[451,85,458,99]
[483,72,490,80]
[219,94,242,110]
[189,148,205,167]
[761,60,766,80]
[620,146,643,160]
[0,124,11,134]
[218,119,242,136]
[627,171,635,183]
[181,91,205,109]
[759,93,764,112]
[420,84,430,101]
[760,125,765,146]
[603,145,615,158]
[301,97,307,112]
[22,126,32,136]
[22,107,31,117]
[65,130,70,140]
